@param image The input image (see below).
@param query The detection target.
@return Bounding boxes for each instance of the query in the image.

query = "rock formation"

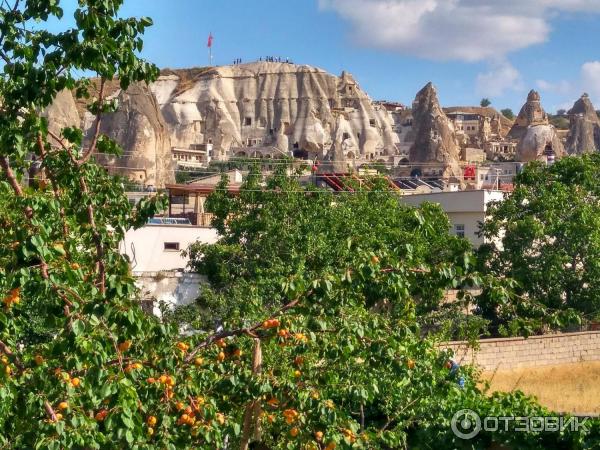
[150,62,401,166]
[566,93,600,155]
[43,89,81,137]
[44,81,174,187]
[92,82,173,188]
[408,83,462,178]
[44,63,487,184]
[508,90,564,162]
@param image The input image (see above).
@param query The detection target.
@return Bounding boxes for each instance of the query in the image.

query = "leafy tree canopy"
[478,155,600,336]
[480,98,491,107]
[500,108,515,120]
[0,0,597,448]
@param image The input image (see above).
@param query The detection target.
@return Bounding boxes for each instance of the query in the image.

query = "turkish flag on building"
[207,33,213,48]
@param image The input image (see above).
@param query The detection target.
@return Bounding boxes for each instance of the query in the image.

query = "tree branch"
[44,400,57,422]
[0,340,25,373]
[185,291,311,363]
[78,77,106,165]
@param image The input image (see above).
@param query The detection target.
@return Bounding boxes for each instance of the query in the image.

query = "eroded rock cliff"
[409,83,462,178]
[566,93,600,155]
[150,62,401,164]
[508,90,564,162]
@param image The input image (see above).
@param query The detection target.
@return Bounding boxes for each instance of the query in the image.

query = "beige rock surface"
[408,83,462,178]
[566,93,600,155]
[149,62,401,165]
[509,90,564,162]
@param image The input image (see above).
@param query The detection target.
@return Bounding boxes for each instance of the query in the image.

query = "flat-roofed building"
[399,190,505,247]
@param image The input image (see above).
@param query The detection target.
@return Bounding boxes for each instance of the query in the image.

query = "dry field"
[480,361,600,415]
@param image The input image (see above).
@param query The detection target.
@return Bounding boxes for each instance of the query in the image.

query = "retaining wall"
[441,331,600,371]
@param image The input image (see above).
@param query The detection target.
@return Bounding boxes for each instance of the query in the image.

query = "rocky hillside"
[45,62,498,186]
[150,62,403,164]
[566,93,600,155]
[443,106,513,136]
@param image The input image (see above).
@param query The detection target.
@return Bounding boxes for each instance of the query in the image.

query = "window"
[455,224,465,238]
[342,132,350,140]
[293,142,299,149]
[244,117,252,126]
[164,242,180,251]
[369,119,376,127]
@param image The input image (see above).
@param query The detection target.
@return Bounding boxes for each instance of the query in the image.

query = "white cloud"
[535,79,573,95]
[476,60,524,97]
[319,0,600,62]
[531,61,600,112]
[581,61,600,100]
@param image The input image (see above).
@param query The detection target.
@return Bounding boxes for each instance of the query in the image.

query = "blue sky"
[61,0,600,113]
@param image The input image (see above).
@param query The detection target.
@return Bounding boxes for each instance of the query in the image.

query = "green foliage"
[186,169,478,334]
[480,98,491,107]
[549,115,570,130]
[501,108,515,120]
[0,1,597,448]
[478,154,600,335]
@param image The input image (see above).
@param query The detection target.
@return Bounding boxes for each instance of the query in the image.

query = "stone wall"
[442,331,600,371]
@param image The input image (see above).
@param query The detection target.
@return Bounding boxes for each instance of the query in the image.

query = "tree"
[480,98,491,107]
[501,108,515,120]
[183,170,599,448]
[557,109,567,116]
[478,155,600,336]
[186,168,476,331]
[0,1,597,448]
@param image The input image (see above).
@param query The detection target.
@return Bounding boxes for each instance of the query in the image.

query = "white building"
[119,222,220,313]
[399,190,505,247]
[120,223,219,273]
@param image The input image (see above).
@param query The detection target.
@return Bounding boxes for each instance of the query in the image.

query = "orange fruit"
[407,359,415,369]
[34,355,44,366]
[216,413,226,425]
[175,401,185,411]
[217,351,225,362]
[176,342,189,351]
[118,341,131,352]
[194,357,204,366]
[147,416,157,427]
[290,427,299,437]
[57,402,69,411]
[315,431,324,441]
[70,377,80,387]
[294,370,301,378]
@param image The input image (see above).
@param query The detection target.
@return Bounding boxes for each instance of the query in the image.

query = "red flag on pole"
[207,33,213,48]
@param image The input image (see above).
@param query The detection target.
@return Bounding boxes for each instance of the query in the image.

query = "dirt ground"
[480,361,600,415]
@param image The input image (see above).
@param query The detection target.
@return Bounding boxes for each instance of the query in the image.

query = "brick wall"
[441,331,600,371]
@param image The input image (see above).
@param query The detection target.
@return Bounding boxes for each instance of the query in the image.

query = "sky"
[59,0,600,113]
